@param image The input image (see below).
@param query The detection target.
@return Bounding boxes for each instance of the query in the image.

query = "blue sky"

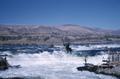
[0,0,120,29]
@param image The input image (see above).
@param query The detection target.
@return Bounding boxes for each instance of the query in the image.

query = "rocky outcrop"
[0,56,9,70]
[77,64,120,78]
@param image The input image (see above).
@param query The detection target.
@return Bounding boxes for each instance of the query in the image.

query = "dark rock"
[0,56,9,70]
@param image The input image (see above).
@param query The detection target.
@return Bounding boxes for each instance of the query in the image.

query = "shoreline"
[0,42,120,45]
[77,65,120,79]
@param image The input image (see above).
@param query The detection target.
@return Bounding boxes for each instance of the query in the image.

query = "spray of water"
[0,50,117,79]
[1,44,120,79]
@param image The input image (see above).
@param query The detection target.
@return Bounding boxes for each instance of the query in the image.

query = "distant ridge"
[0,24,120,45]
[0,24,119,35]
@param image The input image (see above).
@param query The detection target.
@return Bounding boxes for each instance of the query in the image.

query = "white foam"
[0,47,117,79]
[71,44,120,51]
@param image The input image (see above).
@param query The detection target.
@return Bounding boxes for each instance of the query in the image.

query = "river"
[0,44,119,79]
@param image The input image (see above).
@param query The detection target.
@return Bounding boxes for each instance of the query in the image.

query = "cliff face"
[0,24,120,45]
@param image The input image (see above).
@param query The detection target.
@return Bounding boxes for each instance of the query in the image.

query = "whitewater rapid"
[0,51,117,79]
[0,44,120,79]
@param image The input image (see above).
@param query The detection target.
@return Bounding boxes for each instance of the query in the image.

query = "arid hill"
[0,24,120,45]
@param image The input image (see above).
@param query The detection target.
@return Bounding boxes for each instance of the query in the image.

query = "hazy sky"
[0,0,120,29]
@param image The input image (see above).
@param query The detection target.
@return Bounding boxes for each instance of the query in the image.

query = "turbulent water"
[0,44,120,79]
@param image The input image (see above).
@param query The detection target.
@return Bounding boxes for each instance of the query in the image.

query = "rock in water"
[0,57,9,70]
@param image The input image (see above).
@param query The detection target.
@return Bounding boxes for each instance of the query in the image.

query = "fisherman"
[84,55,88,66]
